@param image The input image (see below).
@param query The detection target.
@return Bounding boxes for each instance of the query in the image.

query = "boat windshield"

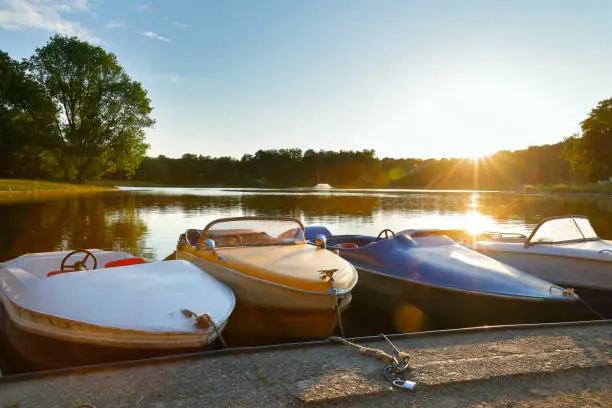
[528,216,599,245]
[202,218,305,247]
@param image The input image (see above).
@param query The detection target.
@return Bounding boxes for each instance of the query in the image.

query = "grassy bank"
[0,179,117,193]
[523,183,612,194]
[90,179,170,188]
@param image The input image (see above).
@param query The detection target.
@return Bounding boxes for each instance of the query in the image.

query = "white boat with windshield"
[0,248,235,372]
[467,215,612,317]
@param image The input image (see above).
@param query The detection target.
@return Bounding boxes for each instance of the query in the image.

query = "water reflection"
[0,194,151,261]
[1,188,612,262]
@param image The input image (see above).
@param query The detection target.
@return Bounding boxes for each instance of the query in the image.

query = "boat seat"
[104,257,147,268]
[334,243,359,249]
[46,257,147,277]
[186,229,202,246]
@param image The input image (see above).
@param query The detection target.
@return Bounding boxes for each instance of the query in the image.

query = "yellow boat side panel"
[185,244,357,293]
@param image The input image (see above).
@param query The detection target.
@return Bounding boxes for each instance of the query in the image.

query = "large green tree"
[563,98,612,182]
[26,35,154,181]
[0,50,57,178]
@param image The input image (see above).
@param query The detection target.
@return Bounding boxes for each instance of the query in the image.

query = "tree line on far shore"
[132,143,569,189]
[2,35,612,189]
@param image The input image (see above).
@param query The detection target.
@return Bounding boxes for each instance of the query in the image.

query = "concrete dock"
[1,321,611,407]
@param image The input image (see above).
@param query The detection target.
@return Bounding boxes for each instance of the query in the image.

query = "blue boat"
[305,226,597,333]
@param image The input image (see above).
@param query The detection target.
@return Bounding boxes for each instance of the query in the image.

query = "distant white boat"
[0,249,235,371]
[314,183,332,189]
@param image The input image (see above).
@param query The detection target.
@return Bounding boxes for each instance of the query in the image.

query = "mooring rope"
[202,313,228,349]
[554,287,606,320]
[577,296,606,320]
[181,309,228,348]
[328,336,398,364]
[334,291,345,338]
[329,333,412,385]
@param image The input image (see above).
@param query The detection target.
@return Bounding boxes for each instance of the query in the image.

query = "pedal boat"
[465,215,612,318]
[175,217,358,345]
[0,249,235,372]
[305,226,596,333]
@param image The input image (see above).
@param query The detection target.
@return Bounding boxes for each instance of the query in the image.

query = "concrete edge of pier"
[1,320,611,407]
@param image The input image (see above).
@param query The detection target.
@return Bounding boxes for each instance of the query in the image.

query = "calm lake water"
[2,187,612,262]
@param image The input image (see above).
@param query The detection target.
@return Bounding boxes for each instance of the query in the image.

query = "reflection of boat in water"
[466,215,612,318]
[0,249,235,372]
[314,183,332,189]
[176,217,358,345]
[305,226,595,334]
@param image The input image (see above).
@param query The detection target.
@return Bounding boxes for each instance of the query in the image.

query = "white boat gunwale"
[0,281,235,348]
[180,250,357,297]
[0,293,225,348]
[474,245,612,260]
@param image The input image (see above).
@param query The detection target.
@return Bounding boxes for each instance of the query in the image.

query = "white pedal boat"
[0,249,235,372]
[467,215,612,318]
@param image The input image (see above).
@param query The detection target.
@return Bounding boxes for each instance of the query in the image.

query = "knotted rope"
[181,309,227,348]
[328,333,411,383]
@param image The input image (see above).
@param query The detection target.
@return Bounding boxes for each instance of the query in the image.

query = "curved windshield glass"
[574,217,598,239]
[530,216,598,244]
[203,218,305,247]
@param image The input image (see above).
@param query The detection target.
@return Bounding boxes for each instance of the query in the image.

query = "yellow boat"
[175,216,357,345]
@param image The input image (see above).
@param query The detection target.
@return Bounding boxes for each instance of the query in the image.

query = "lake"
[2,187,612,262]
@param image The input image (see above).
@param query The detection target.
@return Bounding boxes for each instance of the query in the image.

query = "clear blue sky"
[1,0,611,159]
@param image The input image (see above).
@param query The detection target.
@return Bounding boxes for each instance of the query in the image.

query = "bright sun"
[464,152,484,161]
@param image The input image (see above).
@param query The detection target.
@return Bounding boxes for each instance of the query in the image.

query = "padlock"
[392,379,416,391]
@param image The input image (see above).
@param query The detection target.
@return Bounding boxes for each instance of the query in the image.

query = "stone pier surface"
[1,322,611,407]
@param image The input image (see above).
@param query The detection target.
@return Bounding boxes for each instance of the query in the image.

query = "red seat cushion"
[335,243,358,249]
[104,257,147,268]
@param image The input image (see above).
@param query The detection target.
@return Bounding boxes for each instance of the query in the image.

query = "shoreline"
[0,187,117,196]
[0,179,118,204]
[3,178,612,198]
[0,179,117,194]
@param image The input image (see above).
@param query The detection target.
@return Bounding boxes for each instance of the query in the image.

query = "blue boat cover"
[305,226,570,299]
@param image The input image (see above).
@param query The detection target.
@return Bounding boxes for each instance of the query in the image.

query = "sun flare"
[464,152,485,162]
[460,210,494,236]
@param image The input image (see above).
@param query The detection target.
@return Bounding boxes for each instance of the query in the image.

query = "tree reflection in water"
[2,188,612,262]
[0,193,149,261]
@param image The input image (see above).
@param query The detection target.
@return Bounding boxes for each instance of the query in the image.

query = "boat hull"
[178,251,351,346]
[0,301,220,374]
[470,248,612,318]
[345,266,596,336]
